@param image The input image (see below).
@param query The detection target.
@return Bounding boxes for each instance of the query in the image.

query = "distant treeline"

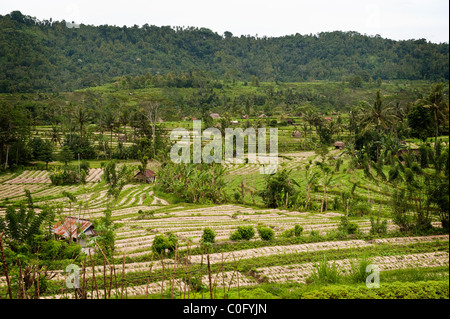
[0,10,448,93]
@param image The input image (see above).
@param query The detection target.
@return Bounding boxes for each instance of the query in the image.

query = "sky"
[1,0,448,43]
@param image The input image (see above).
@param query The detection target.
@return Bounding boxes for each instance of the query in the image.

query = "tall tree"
[139,100,160,158]
[73,103,90,140]
[0,102,30,169]
[358,90,396,161]
[419,83,449,149]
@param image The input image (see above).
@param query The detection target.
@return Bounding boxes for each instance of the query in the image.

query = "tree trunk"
[434,109,439,150]
[110,129,113,159]
[4,144,10,170]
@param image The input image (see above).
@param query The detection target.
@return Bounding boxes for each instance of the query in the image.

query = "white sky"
[1,0,448,43]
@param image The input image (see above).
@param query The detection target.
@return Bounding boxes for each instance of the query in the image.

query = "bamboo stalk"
[88,250,99,299]
[103,254,107,299]
[183,251,188,299]
[171,245,177,299]
[36,246,40,299]
[221,253,225,297]
[81,258,87,299]
[160,252,165,299]
[145,264,153,299]
[121,252,126,299]
[207,254,213,299]
[200,246,204,299]
[18,258,25,299]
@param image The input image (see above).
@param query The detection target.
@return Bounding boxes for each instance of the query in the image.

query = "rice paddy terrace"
[0,150,448,299]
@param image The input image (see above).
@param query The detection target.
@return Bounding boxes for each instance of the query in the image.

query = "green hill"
[0,10,448,93]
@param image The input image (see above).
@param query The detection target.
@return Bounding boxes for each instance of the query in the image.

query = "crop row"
[38,250,448,299]
[254,251,449,284]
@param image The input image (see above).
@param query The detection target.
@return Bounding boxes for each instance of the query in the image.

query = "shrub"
[152,235,168,255]
[281,229,295,238]
[369,216,388,236]
[166,232,178,252]
[350,200,371,216]
[257,226,275,241]
[230,225,255,241]
[294,225,303,237]
[310,230,320,238]
[349,255,373,283]
[40,239,64,260]
[338,216,359,234]
[49,165,87,185]
[187,275,206,293]
[201,228,216,244]
[347,222,359,234]
[229,230,242,241]
[301,281,449,299]
[64,242,82,259]
[152,233,178,255]
[309,256,342,284]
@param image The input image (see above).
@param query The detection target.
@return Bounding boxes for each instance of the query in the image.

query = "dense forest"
[0,10,448,93]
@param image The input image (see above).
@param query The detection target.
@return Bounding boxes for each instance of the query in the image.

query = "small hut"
[325,117,332,122]
[52,217,96,249]
[210,113,220,119]
[135,169,157,183]
[334,141,345,150]
[286,118,295,125]
[230,120,239,125]
[292,131,302,138]
[258,114,267,118]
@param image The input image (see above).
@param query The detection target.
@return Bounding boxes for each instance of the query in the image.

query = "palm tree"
[320,172,335,212]
[140,100,160,158]
[118,104,131,142]
[419,83,448,149]
[360,90,396,134]
[304,167,320,210]
[101,107,118,159]
[302,110,316,139]
[358,90,396,161]
[73,104,90,140]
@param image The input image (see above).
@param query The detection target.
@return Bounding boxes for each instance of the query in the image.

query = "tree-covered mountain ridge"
[0,10,448,93]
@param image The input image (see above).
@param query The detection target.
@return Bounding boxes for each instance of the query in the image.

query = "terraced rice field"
[0,152,448,299]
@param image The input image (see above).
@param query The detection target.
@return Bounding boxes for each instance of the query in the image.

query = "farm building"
[210,113,220,119]
[135,169,157,183]
[242,115,249,119]
[292,131,302,138]
[52,217,96,250]
[230,120,239,125]
[325,117,332,121]
[286,118,295,125]
[334,141,345,149]
[258,114,267,118]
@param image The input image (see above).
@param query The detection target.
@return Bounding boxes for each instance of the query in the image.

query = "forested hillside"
[0,10,448,93]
